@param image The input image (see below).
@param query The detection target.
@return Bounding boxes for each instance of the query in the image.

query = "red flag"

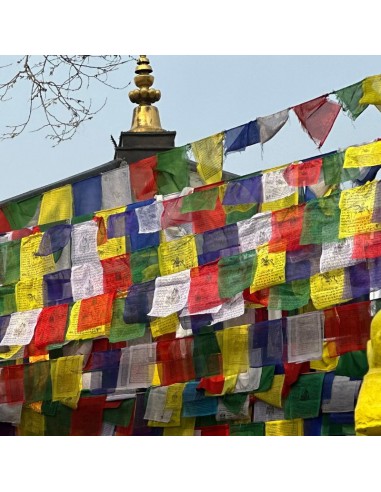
[129,156,158,201]
[293,96,341,148]
[101,254,132,295]
[188,261,223,314]
[70,396,106,436]
[34,304,69,349]
[283,158,322,187]
[77,293,114,332]
[324,301,371,357]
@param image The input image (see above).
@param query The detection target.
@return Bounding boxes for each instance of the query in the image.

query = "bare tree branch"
[0,55,136,145]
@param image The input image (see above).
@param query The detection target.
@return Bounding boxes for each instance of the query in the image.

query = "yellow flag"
[150,313,179,338]
[50,355,83,403]
[216,325,249,378]
[191,132,224,185]
[38,185,73,225]
[20,233,55,279]
[310,269,346,310]
[310,342,339,372]
[261,192,298,212]
[163,417,196,436]
[360,75,381,105]
[95,206,127,260]
[158,235,198,276]
[65,301,110,341]
[343,141,381,168]
[265,418,304,436]
[15,277,44,311]
[339,180,381,239]
[148,383,185,428]
[0,345,23,360]
[18,406,45,436]
[255,374,285,409]
[251,245,285,292]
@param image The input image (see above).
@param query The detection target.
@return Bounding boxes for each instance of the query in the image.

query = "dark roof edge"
[0,159,124,207]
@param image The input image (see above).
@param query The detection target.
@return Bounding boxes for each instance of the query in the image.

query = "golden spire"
[129,55,164,132]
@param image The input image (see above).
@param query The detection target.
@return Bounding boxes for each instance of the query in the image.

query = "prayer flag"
[191,133,224,184]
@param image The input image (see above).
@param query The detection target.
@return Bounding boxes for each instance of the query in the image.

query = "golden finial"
[129,55,164,132]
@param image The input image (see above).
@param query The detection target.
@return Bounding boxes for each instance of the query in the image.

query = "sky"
[0,55,380,202]
[2,0,380,483]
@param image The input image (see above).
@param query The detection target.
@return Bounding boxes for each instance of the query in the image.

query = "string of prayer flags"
[38,185,73,225]
[335,81,368,120]
[191,133,224,185]
[343,140,381,168]
[322,151,359,186]
[224,121,260,154]
[257,109,289,144]
[293,96,341,148]
[156,146,190,195]
[101,166,132,210]
[359,75,381,105]
[72,176,102,216]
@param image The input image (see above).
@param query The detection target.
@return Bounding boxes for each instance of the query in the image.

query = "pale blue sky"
[0,55,380,201]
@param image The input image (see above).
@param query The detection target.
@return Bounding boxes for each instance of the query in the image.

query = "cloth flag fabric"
[359,75,381,105]
[72,176,102,216]
[224,121,260,154]
[343,141,381,168]
[129,156,158,201]
[191,133,224,185]
[156,146,190,195]
[101,166,132,210]
[293,96,341,148]
[257,109,289,144]
[38,185,73,225]
[335,81,368,120]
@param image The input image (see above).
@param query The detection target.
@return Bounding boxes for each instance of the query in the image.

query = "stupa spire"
[128,55,164,132]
